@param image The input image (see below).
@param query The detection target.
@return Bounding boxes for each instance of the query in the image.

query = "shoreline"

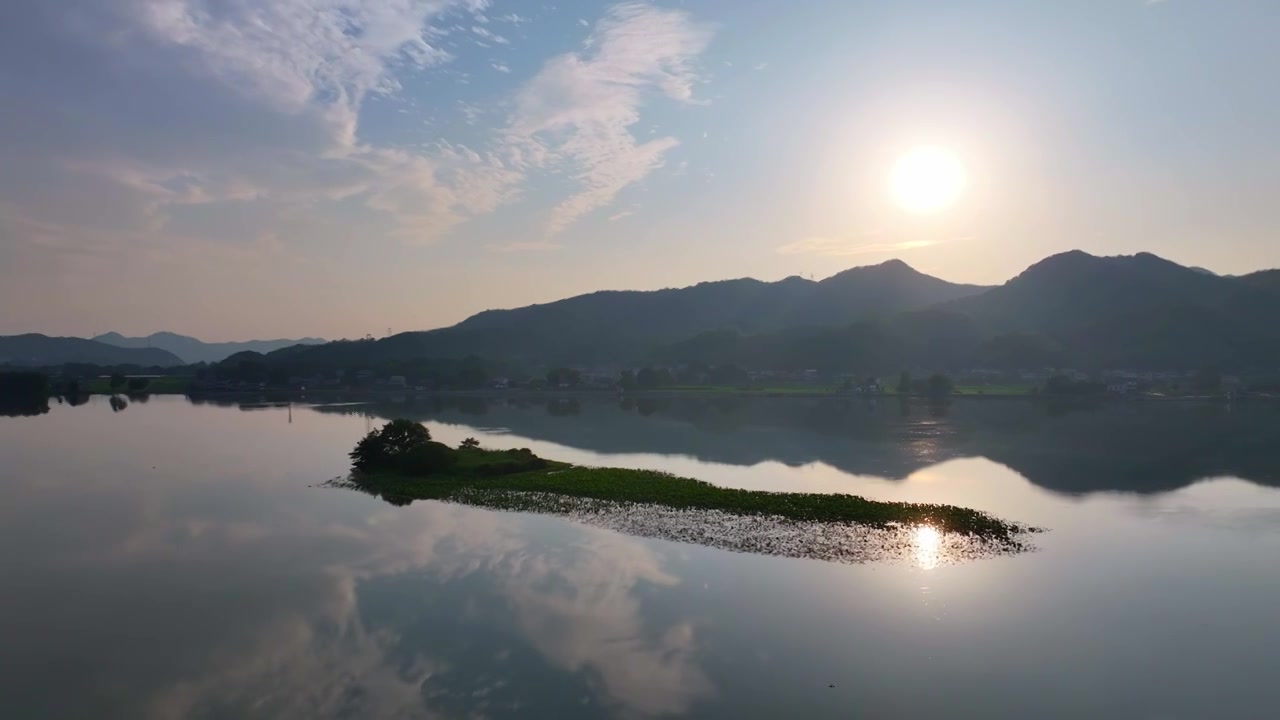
[171,387,1262,403]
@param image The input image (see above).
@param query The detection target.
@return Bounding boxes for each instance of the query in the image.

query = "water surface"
[3,395,1279,718]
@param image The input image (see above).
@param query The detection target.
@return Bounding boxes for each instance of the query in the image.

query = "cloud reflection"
[8,477,712,719]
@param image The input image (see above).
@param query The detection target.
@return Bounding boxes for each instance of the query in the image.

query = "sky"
[2,0,1277,342]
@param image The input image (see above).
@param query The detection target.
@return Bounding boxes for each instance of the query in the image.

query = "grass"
[347,448,1034,542]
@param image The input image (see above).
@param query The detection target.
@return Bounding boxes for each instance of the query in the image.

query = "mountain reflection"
[314,396,1280,494]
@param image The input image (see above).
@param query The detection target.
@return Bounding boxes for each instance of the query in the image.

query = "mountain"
[0,334,184,367]
[93,331,325,364]
[249,250,1280,374]
[269,260,988,367]
[1237,269,1280,292]
[939,251,1280,369]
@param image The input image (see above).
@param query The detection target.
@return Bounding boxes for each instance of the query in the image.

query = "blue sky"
[2,0,1277,340]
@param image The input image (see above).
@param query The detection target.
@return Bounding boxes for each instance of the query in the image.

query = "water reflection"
[321,396,1280,494]
[912,525,941,571]
[3,396,1280,719]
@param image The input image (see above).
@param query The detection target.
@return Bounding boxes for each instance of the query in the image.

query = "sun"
[890,146,966,214]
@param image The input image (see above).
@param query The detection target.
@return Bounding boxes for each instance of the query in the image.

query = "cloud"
[137,0,459,146]
[504,2,714,233]
[492,62,511,73]
[608,210,635,222]
[487,240,565,253]
[471,25,510,44]
[0,2,479,227]
[0,1,715,333]
[776,237,942,257]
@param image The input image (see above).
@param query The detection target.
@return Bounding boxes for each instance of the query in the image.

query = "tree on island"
[109,373,126,391]
[350,419,457,474]
[896,371,912,395]
[460,437,481,449]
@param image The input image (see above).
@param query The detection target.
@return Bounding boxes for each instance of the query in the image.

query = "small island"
[337,419,1039,564]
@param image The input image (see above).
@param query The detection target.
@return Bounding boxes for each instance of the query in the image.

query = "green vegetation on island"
[342,419,1035,543]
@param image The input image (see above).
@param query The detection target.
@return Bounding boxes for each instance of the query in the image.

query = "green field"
[952,385,1035,396]
[657,384,1035,397]
[662,384,835,395]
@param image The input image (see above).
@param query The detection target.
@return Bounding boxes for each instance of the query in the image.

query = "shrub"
[460,437,481,449]
[471,448,547,476]
[396,442,459,475]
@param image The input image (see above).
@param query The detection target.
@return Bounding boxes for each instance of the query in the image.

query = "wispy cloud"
[0,1,715,333]
[0,0,523,286]
[472,25,510,44]
[137,0,460,146]
[504,2,714,233]
[608,210,635,222]
[776,237,942,257]
[487,240,564,253]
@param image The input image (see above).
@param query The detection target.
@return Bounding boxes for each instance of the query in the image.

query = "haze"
[2,0,1276,342]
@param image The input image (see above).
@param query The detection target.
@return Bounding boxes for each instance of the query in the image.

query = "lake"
[3,394,1279,718]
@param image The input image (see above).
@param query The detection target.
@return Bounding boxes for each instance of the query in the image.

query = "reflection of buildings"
[314,397,1280,495]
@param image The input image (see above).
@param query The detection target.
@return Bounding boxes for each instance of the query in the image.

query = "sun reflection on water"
[913,525,941,570]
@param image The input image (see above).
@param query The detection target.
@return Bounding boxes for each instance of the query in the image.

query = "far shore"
[160,386,1269,403]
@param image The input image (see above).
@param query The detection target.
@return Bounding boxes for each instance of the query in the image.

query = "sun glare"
[913,525,941,570]
[890,146,966,214]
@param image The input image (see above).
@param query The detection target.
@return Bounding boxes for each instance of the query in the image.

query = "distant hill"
[94,331,325,364]
[1237,269,1280,292]
[939,251,1280,369]
[0,334,184,367]
[268,260,988,367]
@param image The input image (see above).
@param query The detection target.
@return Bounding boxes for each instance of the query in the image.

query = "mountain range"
[92,332,326,364]
[0,335,184,368]
[8,251,1280,372]
[268,259,991,368]
[268,251,1280,372]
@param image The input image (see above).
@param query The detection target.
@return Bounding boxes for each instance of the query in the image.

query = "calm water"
[3,395,1280,719]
